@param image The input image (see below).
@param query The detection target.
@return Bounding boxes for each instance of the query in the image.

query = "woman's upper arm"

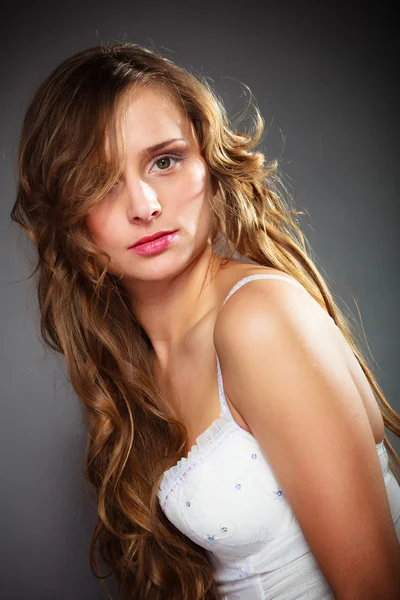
[213,278,400,599]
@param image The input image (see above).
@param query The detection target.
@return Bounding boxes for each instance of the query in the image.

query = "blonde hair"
[10,41,400,600]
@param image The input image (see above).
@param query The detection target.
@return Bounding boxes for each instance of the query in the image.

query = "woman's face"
[86,86,216,282]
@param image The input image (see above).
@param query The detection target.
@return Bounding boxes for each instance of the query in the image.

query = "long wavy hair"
[10,41,400,600]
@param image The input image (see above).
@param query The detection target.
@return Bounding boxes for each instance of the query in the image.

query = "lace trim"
[158,417,239,510]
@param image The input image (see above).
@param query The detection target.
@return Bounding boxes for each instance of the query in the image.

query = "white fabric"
[157,275,400,599]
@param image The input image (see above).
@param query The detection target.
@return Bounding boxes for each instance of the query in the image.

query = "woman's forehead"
[104,90,197,160]
[122,87,189,134]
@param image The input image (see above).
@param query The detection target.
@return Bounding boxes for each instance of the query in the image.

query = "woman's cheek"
[175,158,210,205]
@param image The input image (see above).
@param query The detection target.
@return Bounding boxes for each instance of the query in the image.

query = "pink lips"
[131,229,177,248]
[129,231,178,255]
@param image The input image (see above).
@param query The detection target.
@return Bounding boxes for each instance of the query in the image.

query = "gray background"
[1,1,399,598]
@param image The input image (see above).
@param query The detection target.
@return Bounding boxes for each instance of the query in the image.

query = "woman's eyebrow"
[139,137,187,157]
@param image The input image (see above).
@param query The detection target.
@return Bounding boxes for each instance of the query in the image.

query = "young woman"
[10,42,400,599]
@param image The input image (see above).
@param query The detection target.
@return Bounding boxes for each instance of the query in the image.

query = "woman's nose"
[125,177,162,222]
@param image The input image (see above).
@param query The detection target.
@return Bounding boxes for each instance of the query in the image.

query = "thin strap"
[216,273,306,418]
[222,273,305,307]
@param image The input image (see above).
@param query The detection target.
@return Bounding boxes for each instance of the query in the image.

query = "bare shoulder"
[216,262,309,315]
[214,262,332,347]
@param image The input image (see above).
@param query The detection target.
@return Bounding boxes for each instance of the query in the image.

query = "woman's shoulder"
[216,260,305,313]
[214,260,333,350]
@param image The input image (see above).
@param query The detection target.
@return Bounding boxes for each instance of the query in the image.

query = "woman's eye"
[104,153,185,199]
[150,153,184,173]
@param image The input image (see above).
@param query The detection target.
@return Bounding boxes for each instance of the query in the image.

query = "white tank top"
[157,275,400,599]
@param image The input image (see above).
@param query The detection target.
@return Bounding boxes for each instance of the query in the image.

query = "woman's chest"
[157,425,297,560]
[155,341,251,456]
[153,304,253,451]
